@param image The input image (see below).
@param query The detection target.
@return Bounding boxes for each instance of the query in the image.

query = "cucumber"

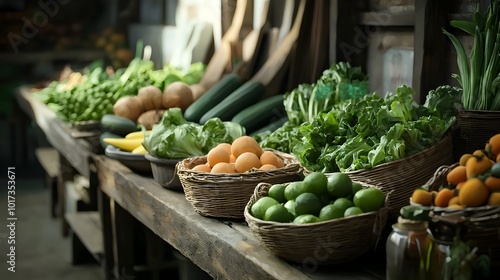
[101,114,138,136]
[231,95,285,133]
[200,81,265,124]
[184,73,244,122]
[99,132,122,150]
[250,116,288,136]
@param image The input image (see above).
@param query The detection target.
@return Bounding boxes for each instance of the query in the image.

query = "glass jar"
[386,217,432,280]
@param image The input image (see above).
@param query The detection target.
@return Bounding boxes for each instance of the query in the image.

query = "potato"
[137,109,165,129]
[138,85,163,110]
[163,82,193,111]
[113,96,144,122]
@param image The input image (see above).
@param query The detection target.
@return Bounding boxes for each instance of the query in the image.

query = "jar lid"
[394,216,428,231]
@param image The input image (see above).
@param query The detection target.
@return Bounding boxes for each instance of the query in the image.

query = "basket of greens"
[443,0,500,161]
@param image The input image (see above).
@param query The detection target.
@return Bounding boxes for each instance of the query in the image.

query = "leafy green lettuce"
[293,85,461,172]
[143,108,245,159]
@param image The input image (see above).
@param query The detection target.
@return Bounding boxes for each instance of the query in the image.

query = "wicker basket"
[422,164,500,268]
[244,182,389,264]
[340,134,454,217]
[453,110,500,161]
[176,150,302,219]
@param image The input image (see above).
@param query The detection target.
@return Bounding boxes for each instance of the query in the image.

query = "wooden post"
[413,0,449,104]
[99,190,114,280]
[112,201,136,279]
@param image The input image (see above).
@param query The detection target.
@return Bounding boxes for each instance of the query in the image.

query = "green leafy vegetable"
[142,108,245,159]
[37,59,206,122]
[444,0,500,110]
[292,85,460,172]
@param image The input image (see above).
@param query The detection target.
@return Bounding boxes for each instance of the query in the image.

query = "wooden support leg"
[99,190,114,280]
[58,154,75,237]
[50,177,58,218]
[112,201,136,279]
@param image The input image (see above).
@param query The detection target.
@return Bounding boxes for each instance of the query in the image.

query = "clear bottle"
[386,217,432,280]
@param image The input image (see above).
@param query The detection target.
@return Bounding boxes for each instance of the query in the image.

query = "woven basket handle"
[422,164,458,192]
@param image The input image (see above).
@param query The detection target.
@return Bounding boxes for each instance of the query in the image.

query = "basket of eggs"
[176,136,303,219]
[409,133,500,269]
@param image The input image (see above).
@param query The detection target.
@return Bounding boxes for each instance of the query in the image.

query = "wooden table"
[15,87,386,280]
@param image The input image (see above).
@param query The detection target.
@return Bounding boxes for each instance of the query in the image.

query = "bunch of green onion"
[444,0,500,110]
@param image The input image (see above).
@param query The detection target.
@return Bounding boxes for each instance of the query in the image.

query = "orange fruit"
[497,153,500,162]
[211,162,235,174]
[260,164,277,171]
[459,154,473,166]
[446,166,467,186]
[434,188,455,207]
[448,196,460,206]
[459,178,490,207]
[229,154,236,163]
[411,189,433,206]
[234,152,261,173]
[447,204,464,210]
[260,151,280,167]
[231,136,263,158]
[456,182,465,190]
[487,192,500,206]
[216,143,232,156]
[192,164,211,172]
[484,176,500,191]
[207,147,230,167]
[488,134,500,156]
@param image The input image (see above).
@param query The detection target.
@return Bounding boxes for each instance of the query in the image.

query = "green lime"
[268,184,287,203]
[332,197,354,213]
[320,193,334,206]
[294,192,322,216]
[264,204,291,223]
[327,172,352,198]
[284,181,307,201]
[251,197,279,219]
[353,187,385,212]
[293,214,320,224]
[344,206,364,217]
[352,182,363,195]
[303,172,328,196]
[284,200,296,218]
[319,204,344,221]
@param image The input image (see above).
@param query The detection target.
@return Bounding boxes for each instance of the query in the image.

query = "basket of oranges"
[244,172,389,264]
[176,136,302,219]
[409,133,500,267]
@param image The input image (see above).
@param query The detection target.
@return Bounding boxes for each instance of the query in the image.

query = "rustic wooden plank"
[15,86,55,134]
[112,171,311,280]
[35,147,60,179]
[65,211,104,260]
[16,87,94,177]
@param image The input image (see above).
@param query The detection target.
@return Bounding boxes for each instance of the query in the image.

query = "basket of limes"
[176,136,303,219]
[244,172,389,264]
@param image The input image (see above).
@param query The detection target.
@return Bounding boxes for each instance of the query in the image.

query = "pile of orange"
[191,136,284,174]
[412,133,500,208]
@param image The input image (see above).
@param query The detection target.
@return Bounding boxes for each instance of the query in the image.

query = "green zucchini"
[200,81,265,124]
[231,95,285,133]
[184,73,244,122]
[250,116,288,136]
[100,114,138,136]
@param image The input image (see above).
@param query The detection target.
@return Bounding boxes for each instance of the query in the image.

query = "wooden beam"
[413,0,449,104]
[65,211,104,260]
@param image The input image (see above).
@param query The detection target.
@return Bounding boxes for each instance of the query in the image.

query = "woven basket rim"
[177,149,302,179]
